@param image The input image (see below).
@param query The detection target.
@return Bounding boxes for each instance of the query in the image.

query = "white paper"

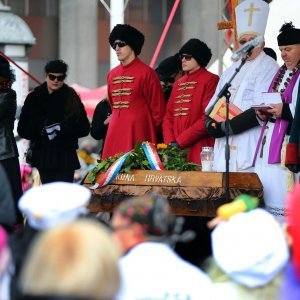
[261,92,282,105]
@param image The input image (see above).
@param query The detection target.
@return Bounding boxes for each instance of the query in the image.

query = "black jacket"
[17,83,90,170]
[90,98,111,155]
[285,84,300,172]
[0,89,19,160]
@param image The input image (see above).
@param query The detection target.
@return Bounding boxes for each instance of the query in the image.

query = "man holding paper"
[253,22,300,221]
[205,0,278,172]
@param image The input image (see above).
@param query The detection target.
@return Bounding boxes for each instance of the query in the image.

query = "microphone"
[231,35,264,61]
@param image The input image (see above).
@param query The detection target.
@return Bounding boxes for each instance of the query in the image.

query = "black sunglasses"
[47,74,66,81]
[112,40,127,50]
[180,54,193,61]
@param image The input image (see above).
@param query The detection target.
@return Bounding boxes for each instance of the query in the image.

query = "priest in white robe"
[205,0,278,173]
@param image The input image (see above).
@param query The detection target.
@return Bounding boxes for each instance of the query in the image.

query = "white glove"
[45,123,61,140]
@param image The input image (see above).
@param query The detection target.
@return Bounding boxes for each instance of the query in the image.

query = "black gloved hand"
[205,117,225,138]
[286,164,300,174]
[42,123,61,140]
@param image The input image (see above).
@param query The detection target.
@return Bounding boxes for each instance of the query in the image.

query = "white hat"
[19,182,91,230]
[235,0,269,40]
[212,209,289,288]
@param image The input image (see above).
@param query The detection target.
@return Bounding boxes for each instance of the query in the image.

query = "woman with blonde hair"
[19,219,120,300]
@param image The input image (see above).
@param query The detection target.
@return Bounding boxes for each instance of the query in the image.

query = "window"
[5,0,26,16]
[5,0,58,17]
[28,0,58,16]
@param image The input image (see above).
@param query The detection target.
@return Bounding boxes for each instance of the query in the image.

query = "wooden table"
[83,170,264,217]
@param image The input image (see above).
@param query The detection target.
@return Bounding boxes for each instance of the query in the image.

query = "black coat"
[0,89,19,160]
[17,83,90,170]
[0,88,23,208]
[90,98,111,155]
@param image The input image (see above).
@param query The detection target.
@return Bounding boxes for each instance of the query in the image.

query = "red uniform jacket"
[163,67,219,164]
[102,58,166,159]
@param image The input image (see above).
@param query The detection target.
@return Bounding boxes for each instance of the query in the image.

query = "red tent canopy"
[71,84,107,117]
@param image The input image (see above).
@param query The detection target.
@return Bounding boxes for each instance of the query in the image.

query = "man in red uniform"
[163,39,219,164]
[102,24,166,159]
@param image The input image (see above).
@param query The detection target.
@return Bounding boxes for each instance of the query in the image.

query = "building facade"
[2,0,222,89]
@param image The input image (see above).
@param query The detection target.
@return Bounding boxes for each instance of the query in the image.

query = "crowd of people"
[0,182,300,299]
[0,0,300,298]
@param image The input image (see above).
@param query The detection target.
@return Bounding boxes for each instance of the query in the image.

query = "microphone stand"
[211,48,254,202]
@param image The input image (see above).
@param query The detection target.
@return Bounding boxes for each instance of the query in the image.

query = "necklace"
[272,62,300,94]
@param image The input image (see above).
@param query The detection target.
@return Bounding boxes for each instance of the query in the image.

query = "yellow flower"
[157,143,168,149]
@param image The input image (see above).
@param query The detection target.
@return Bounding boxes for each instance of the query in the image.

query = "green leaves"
[88,142,201,183]
[157,146,200,171]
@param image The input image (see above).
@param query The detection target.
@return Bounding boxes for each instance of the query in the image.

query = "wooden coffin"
[83,170,264,217]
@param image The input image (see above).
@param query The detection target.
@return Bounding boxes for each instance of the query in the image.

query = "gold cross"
[244,2,260,26]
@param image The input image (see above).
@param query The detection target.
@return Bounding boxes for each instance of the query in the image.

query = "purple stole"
[279,263,300,300]
[267,67,300,163]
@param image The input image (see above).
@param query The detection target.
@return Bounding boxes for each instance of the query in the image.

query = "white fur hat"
[212,209,289,288]
[19,182,91,230]
[235,0,269,40]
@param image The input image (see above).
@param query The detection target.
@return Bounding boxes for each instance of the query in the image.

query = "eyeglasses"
[239,38,255,46]
[47,74,66,81]
[112,41,127,50]
[180,54,193,61]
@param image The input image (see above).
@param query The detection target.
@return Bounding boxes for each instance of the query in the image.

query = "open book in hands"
[251,92,281,112]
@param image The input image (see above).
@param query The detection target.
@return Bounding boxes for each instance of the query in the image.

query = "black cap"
[155,54,181,81]
[263,47,277,61]
[277,22,300,46]
[179,38,212,67]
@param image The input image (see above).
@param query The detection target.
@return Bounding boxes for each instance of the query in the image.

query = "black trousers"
[0,157,24,224]
[38,169,74,184]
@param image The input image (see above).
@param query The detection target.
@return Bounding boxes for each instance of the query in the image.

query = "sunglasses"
[180,54,193,61]
[112,40,127,50]
[47,74,66,81]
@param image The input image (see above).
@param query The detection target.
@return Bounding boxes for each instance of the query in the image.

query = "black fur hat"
[0,55,15,82]
[44,59,68,74]
[109,24,145,56]
[179,38,212,68]
[155,54,182,81]
[277,22,300,46]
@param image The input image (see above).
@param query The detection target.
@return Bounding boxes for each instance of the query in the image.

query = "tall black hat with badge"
[109,24,145,56]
